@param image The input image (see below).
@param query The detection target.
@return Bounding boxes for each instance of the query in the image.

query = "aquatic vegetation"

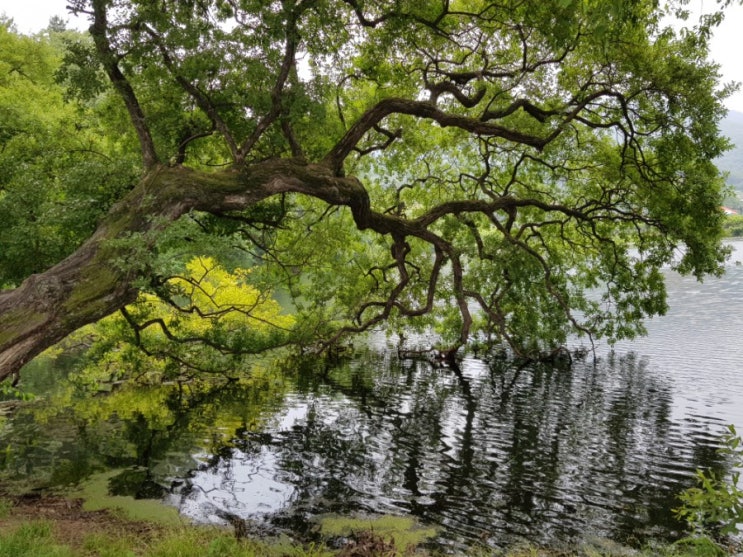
[71,469,183,525]
[318,514,437,554]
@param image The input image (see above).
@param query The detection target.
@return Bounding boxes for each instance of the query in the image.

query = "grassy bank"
[0,495,738,557]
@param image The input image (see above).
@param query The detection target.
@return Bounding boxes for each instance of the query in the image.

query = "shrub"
[675,425,743,538]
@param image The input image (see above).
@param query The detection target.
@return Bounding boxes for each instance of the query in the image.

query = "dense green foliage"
[0,0,737,375]
[0,20,140,287]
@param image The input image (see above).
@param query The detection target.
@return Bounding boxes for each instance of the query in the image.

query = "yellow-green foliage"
[58,386,173,428]
[129,255,295,353]
[61,256,295,381]
[158,256,295,336]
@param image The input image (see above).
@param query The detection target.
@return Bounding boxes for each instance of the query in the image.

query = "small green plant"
[675,424,743,538]
[0,521,74,557]
[0,381,34,401]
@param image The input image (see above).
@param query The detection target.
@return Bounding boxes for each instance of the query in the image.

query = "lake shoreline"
[1,491,740,557]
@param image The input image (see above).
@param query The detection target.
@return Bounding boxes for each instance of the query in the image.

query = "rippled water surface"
[170,352,729,549]
[4,241,743,551]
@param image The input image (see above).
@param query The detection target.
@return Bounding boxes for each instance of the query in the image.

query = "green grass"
[318,514,437,554]
[0,499,11,519]
[0,521,333,557]
[80,532,140,557]
[0,521,74,557]
[0,510,738,557]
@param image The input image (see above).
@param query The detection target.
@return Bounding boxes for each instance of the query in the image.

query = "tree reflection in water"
[176,349,728,550]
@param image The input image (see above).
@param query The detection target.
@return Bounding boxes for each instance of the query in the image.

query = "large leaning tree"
[0,0,735,380]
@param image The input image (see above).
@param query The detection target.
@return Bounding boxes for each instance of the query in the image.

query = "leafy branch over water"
[675,424,743,543]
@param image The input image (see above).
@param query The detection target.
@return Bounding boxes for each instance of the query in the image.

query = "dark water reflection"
[4,241,743,551]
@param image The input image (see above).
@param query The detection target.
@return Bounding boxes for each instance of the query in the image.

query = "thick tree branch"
[0,161,367,379]
[322,97,557,173]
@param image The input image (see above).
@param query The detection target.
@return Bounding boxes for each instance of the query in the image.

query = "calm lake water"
[3,240,743,552]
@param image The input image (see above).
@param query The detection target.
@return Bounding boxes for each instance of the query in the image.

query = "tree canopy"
[0,0,736,380]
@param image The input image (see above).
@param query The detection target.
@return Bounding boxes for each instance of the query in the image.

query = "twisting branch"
[175,126,215,165]
[89,0,158,168]
[481,98,557,123]
[427,80,487,107]
[322,97,558,173]
[154,275,295,332]
[140,24,240,162]
[335,73,363,130]
[238,2,307,161]
[491,212,597,349]
[354,124,402,157]
[342,0,453,35]
[281,119,304,158]
[324,237,446,346]
[342,0,395,27]
[119,307,240,375]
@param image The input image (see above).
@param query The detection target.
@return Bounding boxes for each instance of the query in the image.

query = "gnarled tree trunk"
[0,161,374,380]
